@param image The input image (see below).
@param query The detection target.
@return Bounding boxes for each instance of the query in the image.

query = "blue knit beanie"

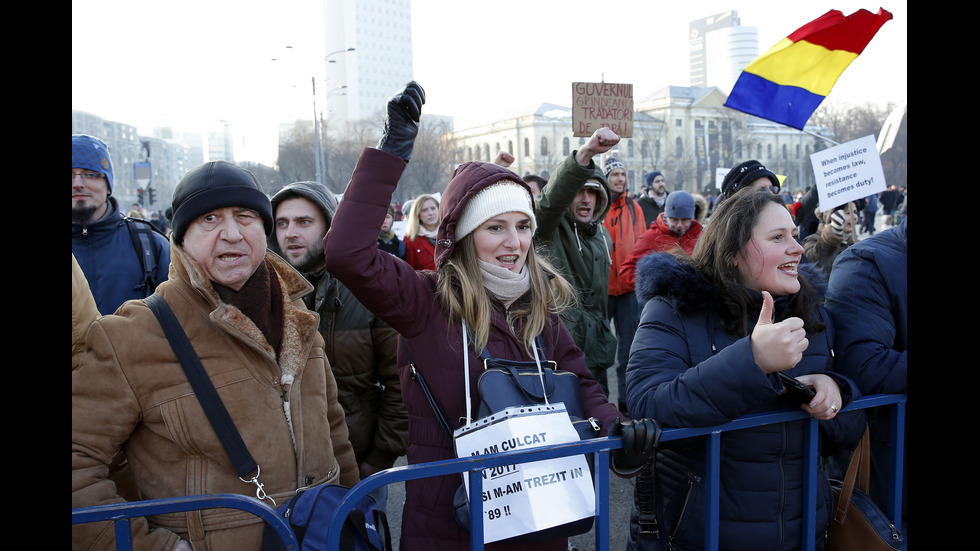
[644,171,664,187]
[665,191,696,219]
[72,135,114,193]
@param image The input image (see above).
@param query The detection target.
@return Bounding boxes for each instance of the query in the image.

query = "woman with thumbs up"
[623,190,865,551]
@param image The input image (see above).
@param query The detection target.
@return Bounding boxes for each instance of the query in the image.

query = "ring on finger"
[830,404,838,413]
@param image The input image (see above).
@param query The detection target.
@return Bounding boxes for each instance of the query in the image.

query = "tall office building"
[689,11,759,94]
[323,0,414,132]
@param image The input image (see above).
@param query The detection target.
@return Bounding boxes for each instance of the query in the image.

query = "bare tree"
[276,121,317,184]
[812,101,890,145]
[812,100,907,189]
[399,117,457,201]
[239,161,283,196]
[323,117,379,193]
[278,111,461,200]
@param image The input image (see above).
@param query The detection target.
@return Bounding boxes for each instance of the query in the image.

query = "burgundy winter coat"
[325,148,622,551]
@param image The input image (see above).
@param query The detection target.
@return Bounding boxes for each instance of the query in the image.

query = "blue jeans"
[608,292,639,407]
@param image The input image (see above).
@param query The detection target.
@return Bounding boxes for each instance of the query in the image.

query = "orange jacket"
[602,192,647,296]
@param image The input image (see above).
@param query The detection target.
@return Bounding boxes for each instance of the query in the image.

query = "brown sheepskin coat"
[72,241,358,551]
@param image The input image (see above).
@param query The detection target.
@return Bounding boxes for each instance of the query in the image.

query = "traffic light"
[148,185,156,205]
[137,188,145,206]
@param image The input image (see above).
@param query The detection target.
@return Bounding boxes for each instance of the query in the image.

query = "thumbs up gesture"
[751,291,809,374]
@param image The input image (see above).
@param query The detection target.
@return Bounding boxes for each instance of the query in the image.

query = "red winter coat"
[404,234,436,271]
[325,148,622,551]
[619,213,703,288]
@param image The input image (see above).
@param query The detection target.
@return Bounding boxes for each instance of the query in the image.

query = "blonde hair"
[436,238,574,355]
[404,194,439,240]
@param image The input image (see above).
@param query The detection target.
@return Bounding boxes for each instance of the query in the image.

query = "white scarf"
[419,225,438,240]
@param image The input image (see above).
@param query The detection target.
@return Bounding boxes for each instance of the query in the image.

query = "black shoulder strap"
[476,334,547,362]
[402,337,455,438]
[407,333,548,438]
[634,458,660,541]
[126,218,167,294]
[143,293,257,478]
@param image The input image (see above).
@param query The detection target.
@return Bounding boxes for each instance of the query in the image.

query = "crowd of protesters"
[73,81,906,551]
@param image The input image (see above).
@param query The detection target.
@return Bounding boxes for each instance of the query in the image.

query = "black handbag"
[475,345,602,442]
[404,333,600,543]
[826,427,905,551]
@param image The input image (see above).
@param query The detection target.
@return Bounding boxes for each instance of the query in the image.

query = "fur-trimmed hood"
[634,251,827,312]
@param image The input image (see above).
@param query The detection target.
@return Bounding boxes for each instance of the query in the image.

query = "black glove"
[609,417,662,476]
[376,81,425,162]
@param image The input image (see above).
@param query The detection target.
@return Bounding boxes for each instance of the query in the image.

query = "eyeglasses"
[72,171,105,183]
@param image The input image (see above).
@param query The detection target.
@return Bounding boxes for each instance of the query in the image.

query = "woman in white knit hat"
[326,82,660,551]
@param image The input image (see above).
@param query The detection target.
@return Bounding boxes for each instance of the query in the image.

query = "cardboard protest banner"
[454,404,594,543]
[809,134,886,212]
[572,82,634,138]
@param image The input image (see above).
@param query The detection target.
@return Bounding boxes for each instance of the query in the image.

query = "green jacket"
[535,152,616,373]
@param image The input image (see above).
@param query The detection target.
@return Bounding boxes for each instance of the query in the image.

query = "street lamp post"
[312,76,323,187]
[322,86,347,187]
[316,47,354,187]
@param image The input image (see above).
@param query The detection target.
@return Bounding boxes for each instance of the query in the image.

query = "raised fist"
[377,81,425,162]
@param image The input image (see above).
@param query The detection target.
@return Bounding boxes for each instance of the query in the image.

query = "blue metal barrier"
[72,394,905,551]
[70,493,299,549]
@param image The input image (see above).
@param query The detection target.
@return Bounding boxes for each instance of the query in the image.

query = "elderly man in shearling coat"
[72,161,358,551]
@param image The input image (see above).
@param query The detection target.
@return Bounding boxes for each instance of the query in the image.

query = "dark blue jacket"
[72,197,171,315]
[826,218,906,530]
[625,252,865,551]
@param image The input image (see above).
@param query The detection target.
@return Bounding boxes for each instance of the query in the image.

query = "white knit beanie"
[455,181,536,240]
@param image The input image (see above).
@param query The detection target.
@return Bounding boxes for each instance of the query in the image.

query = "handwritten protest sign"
[572,82,633,138]
[454,404,594,543]
[809,134,886,212]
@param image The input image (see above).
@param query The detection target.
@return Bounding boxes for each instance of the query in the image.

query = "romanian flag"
[724,8,893,129]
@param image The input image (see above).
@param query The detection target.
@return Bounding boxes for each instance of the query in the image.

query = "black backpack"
[125,217,167,294]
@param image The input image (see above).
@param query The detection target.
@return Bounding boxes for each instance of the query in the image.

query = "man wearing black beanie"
[73,161,358,550]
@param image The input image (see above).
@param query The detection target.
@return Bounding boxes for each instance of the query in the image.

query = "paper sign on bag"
[453,404,595,543]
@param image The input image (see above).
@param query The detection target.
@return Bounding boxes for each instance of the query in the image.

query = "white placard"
[715,167,729,192]
[391,220,406,241]
[453,404,595,543]
[810,134,886,212]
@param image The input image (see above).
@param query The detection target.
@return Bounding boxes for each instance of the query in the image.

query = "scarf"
[213,259,284,354]
[419,225,438,240]
[479,260,530,308]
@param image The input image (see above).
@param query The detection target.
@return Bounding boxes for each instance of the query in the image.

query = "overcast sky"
[72,0,907,165]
